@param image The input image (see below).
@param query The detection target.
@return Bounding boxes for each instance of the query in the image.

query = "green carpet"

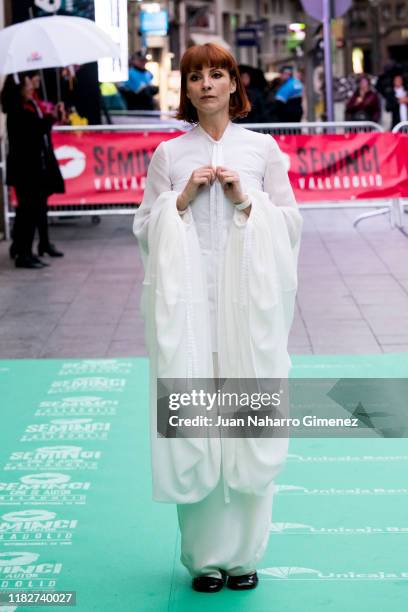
[0,354,407,611]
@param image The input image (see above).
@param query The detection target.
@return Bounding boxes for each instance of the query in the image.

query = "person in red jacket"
[345,74,381,123]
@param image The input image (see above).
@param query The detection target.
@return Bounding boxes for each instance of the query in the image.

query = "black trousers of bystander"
[12,187,50,258]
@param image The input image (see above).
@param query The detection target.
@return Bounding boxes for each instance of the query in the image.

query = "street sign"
[236,27,258,47]
[300,0,352,21]
[140,9,168,36]
[245,18,267,31]
[272,24,288,35]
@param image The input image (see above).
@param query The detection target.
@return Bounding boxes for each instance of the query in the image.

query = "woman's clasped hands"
[176,165,249,215]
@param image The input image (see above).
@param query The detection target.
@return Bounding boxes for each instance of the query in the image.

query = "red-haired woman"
[133,44,302,593]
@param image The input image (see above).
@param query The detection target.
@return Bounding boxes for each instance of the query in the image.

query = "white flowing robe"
[133,121,302,504]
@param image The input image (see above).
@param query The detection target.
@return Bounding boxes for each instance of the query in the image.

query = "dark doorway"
[388,44,408,68]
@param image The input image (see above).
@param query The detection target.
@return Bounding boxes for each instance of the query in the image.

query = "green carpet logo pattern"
[0,354,407,611]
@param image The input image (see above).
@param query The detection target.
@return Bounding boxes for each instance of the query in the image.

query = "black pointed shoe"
[15,255,46,269]
[192,575,225,593]
[38,243,64,257]
[227,571,259,590]
[31,255,49,267]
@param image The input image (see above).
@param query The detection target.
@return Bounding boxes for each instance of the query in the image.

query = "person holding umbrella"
[0,14,120,267]
[1,72,65,268]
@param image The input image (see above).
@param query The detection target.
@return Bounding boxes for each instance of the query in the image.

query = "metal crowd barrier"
[392,121,408,134]
[390,121,408,234]
[109,110,176,117]
[240,120,384,135]
[106,109,184,126]
[245,121,404,229]
[1,121,404,240]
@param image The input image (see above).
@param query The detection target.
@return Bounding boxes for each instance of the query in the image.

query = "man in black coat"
[385,74,408,129]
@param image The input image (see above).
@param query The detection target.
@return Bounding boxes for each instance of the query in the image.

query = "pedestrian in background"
[345,74,381,123]
[100,82,127,111]
[119,52,159,111]
[376,61,404,99]
[234,67,267,123]
[1,72,64,269]
[273,66,303,122]
[264,75,283,122]
[385,74,408,129]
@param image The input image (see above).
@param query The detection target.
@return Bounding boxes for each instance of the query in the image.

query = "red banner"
[275,132,408,202]
[46,131,408,207]
[49,131,180,206]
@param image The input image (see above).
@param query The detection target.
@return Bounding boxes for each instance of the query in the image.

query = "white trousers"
[176,353,275,579]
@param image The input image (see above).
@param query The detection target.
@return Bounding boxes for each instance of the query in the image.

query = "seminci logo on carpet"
[270,522,408,534]
[58,359,134,376]
[36,396,119,416]
[0,473,91,506]
[0,509,78,546]
[288,453,408,463]
[4,445,102,471]
[20,418,112,441]
[275,484,408,495]
[47,378,126,394]
[258,566,408,580]
[0,551,63,588]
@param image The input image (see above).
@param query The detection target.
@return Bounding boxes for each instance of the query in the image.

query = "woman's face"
[31,74,41,89]
[241,72,251,88]
[22,76,34,100]
[359,77,369,91]
[394,75,403,88]
[186,65,236,119]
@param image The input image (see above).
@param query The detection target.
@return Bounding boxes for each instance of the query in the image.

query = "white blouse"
[133,120,299,351]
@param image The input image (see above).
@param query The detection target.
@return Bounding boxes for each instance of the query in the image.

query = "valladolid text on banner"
[276,133,408,202]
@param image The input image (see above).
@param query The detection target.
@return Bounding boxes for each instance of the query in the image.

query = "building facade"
[129,0,303,74]
[345,0,408,75]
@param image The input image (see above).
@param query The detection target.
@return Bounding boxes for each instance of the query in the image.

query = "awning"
[188,33,231,50]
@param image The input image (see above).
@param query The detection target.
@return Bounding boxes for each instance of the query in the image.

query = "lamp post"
[323,0,334,121]
[301,1,352,122]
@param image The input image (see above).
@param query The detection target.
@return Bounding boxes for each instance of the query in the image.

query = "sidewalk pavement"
[0,208,407,359]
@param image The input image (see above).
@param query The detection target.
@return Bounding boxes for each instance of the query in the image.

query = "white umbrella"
[0,15,119,75]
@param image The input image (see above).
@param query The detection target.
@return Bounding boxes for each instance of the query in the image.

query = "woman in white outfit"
[133,44,302,593]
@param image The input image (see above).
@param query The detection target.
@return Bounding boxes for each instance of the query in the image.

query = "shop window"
[396,2,407,20]
[349,7,368,30]
[381,3,392,20]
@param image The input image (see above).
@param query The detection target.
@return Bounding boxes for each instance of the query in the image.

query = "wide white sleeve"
[263,136,302,247]
[132,141,172,252]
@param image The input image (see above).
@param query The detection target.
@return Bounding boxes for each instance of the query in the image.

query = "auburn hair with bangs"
[176,44,251,123]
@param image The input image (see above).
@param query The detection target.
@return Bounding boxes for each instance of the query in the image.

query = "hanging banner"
[47,131,408,206]
[49,131,180,205]
[275,132,408,202]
